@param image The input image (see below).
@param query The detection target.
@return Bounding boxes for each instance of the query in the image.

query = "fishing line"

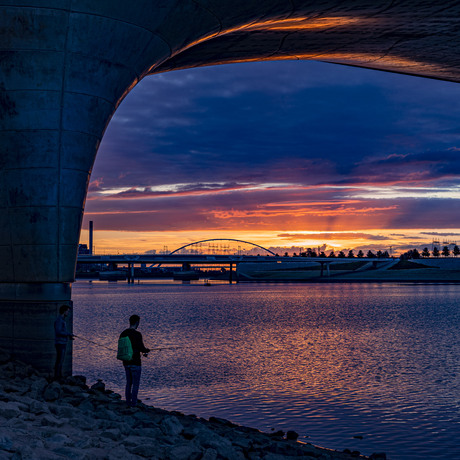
[73,334,115,352]
[73,334,183,352]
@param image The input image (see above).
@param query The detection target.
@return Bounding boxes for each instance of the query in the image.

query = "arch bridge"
[78,238,280,283]
[169,238,276,256]
[2,1,460,373]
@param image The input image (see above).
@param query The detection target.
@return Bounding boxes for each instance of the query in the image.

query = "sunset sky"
[81,60,460,255]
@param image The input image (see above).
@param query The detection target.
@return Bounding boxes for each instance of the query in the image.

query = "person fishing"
[54,304,74,380]
[119,314,150,407]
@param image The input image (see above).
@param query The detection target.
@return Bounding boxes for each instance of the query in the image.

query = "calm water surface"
[72,281,460,459]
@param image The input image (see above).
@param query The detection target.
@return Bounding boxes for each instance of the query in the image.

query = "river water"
[72,281,459,459]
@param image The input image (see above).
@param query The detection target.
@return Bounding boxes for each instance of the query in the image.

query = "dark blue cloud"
[94,60,460,190]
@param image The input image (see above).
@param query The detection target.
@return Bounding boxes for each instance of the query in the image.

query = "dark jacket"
[120,328,150,366]
[54,315,71,345]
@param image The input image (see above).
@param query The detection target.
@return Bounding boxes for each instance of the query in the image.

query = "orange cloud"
[211,204,398,219]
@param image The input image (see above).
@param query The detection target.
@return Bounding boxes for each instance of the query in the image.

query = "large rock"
[45,433,72,448]
[137,427,162,439]
[201,448,218,460]
[122,435,161,448]
[69,416,97,431]
[91,380,106,392]
[77,399,94,413]
[96,407,120,421]
[129,443,163,458]
[41,414,66,427]
[44,382,62,401]
[0,434,13,451]
[66,375,87,388]
[29,377,48,399]
[166,443,202,459]
[0,401,23,419]
[52,446,88,460]
[73,436,93,449]
[118,421,136,436]
[194,427,232,450]
[160,415,184,436]
[100,428,121,441]
[3,378,30,395]
[29,400,50,415]
[49,402,76,418]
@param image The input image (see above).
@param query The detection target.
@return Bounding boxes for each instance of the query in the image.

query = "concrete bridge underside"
[2,1,460,374]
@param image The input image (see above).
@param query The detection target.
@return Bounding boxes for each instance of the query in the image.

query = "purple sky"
[83,60,460,253]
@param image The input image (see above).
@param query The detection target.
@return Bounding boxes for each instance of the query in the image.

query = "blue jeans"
[54,344,67,379]
[124,365,141,406]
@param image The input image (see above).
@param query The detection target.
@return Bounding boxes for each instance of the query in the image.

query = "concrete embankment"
[237,258,460,283]
[0,348,384,460]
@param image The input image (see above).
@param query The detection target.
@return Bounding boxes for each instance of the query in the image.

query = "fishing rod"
[73,334,183,352]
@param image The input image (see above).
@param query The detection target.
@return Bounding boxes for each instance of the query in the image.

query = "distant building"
[78,244,90,255]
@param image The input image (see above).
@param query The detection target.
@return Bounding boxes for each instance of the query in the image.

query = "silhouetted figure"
[120,315,150,407]
[54,305,73,380]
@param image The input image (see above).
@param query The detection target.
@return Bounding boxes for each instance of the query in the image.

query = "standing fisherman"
[54,304,74,380]
[120,315,150,407]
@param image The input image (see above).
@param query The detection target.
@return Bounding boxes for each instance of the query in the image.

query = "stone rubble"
[0,349,379,459]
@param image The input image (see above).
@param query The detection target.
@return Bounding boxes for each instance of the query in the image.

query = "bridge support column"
[320,262,331,277]
[0,283,72,376]
[0,2,173,373]
[127,263,135,284]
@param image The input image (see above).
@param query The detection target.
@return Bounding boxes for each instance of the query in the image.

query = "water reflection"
[73,282,459,459]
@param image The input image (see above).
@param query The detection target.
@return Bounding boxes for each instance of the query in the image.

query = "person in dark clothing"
[120,314,150,407]
[54,304,74,380]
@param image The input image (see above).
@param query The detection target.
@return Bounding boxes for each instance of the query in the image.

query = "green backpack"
[117,336,133,361]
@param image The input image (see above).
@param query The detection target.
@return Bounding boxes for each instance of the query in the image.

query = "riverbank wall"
[236,258,460,283]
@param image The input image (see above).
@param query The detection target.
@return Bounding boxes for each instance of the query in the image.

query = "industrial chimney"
[89,221,94,255]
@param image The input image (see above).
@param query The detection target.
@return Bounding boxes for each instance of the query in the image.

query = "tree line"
[282,245,460,259]
[285,249,390,258]
[399,245,460,259]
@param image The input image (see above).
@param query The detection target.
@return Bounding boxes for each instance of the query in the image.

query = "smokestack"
[89,220,93,255]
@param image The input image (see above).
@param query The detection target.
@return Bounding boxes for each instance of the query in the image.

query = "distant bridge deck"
[78,254,290,265]
[77,254,394,265]
[77,254,399,283]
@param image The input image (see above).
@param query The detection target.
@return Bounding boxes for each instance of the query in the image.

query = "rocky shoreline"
[0,349,385,459]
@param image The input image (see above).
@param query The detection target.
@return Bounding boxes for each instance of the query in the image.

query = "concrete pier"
[0,284,72,375]
[2,1,460,373]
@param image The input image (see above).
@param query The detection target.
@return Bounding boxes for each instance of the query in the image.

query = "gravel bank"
[0,349,384,459]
